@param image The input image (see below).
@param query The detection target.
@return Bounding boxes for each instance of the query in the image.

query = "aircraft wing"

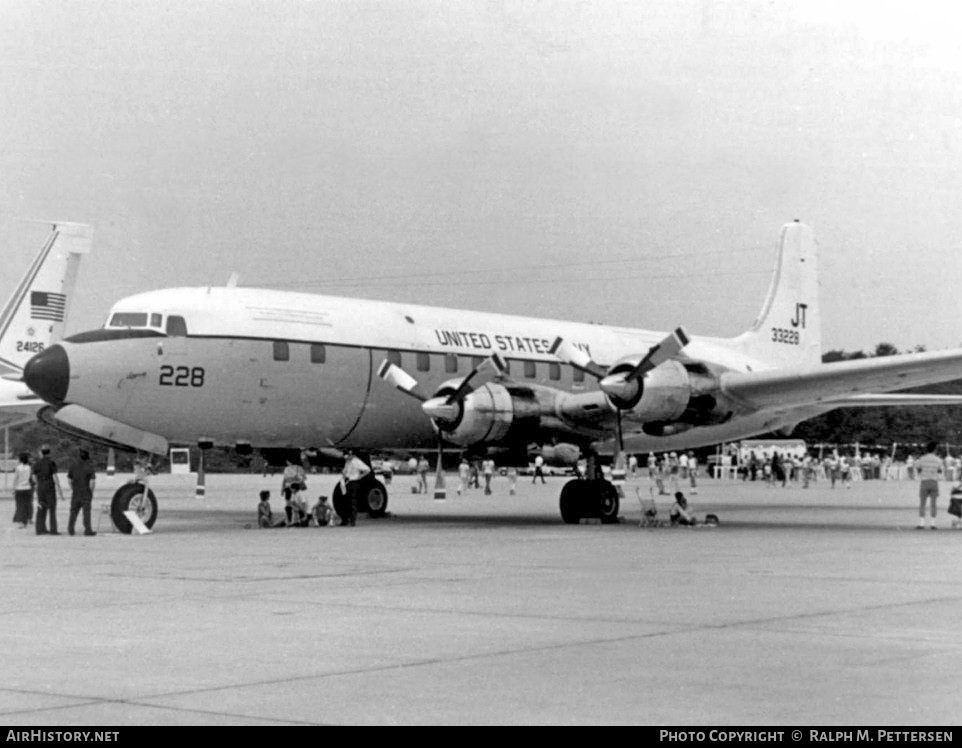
[721,348,962,410]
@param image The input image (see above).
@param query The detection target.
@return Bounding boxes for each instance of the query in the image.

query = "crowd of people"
[10,440,962,533]
[10,444,98,536]
[717,449,962,489]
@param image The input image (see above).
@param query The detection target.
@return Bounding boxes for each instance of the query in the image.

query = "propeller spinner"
[377,351,508,427]
[550,326,690,453]
[377,352,508,501]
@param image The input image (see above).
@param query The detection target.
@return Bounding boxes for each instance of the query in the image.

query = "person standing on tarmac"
[532,453,546,484]
[457,457,470,495]
[67,448,97,536]
[12,452,34,529]
[340,451,371,527]
[281,457,307,497]
[482,457,495,495]
[32,445,64,536]
[416,456,430,494]
[915,441,944,530]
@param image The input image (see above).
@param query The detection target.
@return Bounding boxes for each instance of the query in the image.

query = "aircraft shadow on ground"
[108,505,938,535]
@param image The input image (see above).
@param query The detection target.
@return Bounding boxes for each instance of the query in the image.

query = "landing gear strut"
[559,478,620,524]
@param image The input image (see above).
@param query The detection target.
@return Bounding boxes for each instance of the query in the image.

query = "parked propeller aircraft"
[21,221,962,531]
[0,222,91,429]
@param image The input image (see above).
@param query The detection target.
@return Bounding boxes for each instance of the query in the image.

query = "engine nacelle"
[605,358,730,434]
[432,381,541,447]
[608,358,691,421]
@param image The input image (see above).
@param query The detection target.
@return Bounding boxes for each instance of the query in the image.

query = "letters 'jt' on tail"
[732,220,821,368]
[0,223,92,372]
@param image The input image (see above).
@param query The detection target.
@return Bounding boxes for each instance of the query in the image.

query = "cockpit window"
[166,315,188,336]
[150,313,162,328]
[109,312,149,328]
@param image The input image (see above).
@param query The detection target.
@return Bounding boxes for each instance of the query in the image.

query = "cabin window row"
[382,349,584,382]
[272,341,326,363]
[274,342,585,382]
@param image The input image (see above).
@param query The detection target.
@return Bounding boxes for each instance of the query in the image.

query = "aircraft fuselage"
[29,286,761,452]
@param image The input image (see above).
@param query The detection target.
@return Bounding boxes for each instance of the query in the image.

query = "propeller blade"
[625,327,689,382]
[599,327,690,401]
[444,351,507,405]
[377,359,426,402]
[549,337,604,379]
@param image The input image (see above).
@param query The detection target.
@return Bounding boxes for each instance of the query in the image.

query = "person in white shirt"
[482,458,495,495]
[340,451,371,527]
[532,454,546,484]
[687,452,698,494]
[12,452,34,529]
[457,458,470,495]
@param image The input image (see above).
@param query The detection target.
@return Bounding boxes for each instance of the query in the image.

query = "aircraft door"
[265,341,372,447]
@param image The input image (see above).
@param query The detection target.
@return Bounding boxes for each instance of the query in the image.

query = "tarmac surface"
[1,469,960,726]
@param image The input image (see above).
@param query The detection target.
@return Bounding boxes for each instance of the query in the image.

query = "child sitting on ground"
[669,491,697,526]
[257,490,273,528]
[312,496,333,527]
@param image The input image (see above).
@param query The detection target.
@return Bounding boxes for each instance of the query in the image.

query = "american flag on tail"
[30,291,66,322]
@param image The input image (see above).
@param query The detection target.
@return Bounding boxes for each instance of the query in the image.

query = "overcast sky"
[2,0,961,354]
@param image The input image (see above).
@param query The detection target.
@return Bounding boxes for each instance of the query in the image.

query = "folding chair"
[636,486,668,527]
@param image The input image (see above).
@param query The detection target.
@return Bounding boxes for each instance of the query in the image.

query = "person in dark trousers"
[12,452,34,529]
[532,453,546,484]
[340,451,371,526]
[67,448,97,536]
[32,445,64,535]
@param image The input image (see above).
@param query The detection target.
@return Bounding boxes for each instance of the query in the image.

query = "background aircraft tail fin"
[0,222,92,372]
[731,221,821,368]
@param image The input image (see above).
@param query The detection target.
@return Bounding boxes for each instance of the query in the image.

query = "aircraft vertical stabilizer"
[0,222,92,372]
[731,221,821,368]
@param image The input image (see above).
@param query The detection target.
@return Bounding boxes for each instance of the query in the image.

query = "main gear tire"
[559,479,584,524]
[359,478,389,518]
[598,480,620,524]
[331,483,351,524]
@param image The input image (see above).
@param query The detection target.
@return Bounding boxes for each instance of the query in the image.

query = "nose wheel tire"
[110,483,158,534]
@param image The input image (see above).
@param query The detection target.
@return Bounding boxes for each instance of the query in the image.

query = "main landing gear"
[331,475,390,520]
[559,478,620,524]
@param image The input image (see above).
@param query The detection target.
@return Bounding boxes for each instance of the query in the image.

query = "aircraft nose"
[23,344,69,405]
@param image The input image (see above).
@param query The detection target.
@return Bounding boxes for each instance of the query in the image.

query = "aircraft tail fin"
[0,222,92,372]
[731,221,821,368]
